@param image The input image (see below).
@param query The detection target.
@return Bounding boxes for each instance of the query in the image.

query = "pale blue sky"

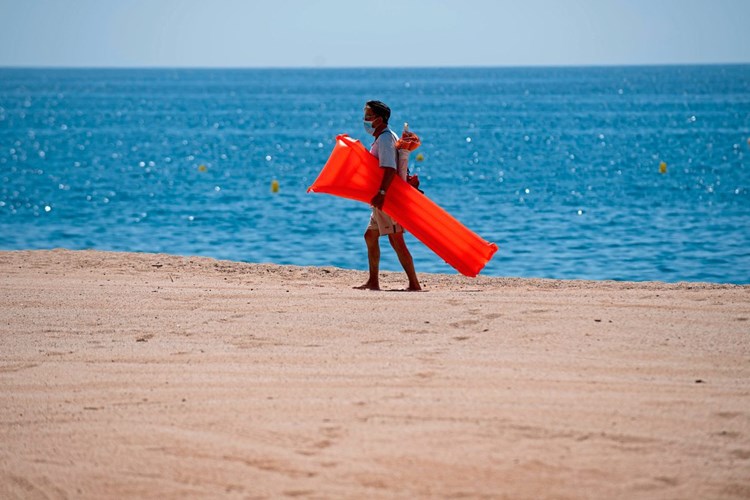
[1,0,748,67]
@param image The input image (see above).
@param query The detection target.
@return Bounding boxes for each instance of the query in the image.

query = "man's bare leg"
[388,232,422,291]
[354,229,381,290]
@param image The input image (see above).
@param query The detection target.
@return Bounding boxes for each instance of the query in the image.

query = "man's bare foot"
[407,279,422,291]
[353,282,380,291]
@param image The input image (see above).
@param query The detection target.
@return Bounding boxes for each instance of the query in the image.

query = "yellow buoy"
[659,161,667,174]
[198,164,207,172]
[271,179,279,193]
[415,153,424,162]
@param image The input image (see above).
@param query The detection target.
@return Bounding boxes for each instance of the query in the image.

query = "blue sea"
[1,66,749,283]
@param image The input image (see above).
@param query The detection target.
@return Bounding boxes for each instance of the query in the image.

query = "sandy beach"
[1,249,748,499]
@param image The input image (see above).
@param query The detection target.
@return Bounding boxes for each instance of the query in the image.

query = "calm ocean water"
[1,66,749,283]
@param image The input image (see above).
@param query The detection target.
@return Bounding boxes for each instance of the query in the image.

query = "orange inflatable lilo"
[307,134,498,277]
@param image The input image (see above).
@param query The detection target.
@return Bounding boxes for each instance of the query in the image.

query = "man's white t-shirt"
[370,129,407,180]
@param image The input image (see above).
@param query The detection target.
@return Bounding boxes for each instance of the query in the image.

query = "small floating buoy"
[659,161,667,174]
[415,153,424,162]
[198,164,207,172]
[271,179,279,193]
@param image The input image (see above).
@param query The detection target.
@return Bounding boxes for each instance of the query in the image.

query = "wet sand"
[1,249,749,499]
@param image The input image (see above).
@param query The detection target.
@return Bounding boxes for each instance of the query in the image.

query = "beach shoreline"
[1,249,749,498]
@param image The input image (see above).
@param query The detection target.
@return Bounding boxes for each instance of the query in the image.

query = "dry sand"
[1,249,749,499]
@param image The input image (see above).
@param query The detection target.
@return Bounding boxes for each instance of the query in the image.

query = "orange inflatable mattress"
[308,134,498,277]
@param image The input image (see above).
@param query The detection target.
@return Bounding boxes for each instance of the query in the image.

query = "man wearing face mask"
[355,100,421,291]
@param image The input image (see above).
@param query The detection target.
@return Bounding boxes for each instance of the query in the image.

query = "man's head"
[364,100,391,126]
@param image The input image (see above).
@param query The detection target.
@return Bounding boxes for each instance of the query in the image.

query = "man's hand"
[371,191,385,209]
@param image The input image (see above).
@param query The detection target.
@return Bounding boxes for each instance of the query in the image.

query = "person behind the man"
[354,100,421,291]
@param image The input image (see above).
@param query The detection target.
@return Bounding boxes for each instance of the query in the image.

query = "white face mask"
[363,119,376,136]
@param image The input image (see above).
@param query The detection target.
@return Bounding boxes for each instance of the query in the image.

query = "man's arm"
[370,167,396,209]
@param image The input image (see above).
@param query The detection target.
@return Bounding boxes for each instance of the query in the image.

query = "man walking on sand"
[354,100,421,291]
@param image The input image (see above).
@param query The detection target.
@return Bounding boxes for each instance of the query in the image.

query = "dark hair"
[366,100,391,125]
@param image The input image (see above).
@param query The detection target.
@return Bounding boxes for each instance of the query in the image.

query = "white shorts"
[367,208,404,236]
